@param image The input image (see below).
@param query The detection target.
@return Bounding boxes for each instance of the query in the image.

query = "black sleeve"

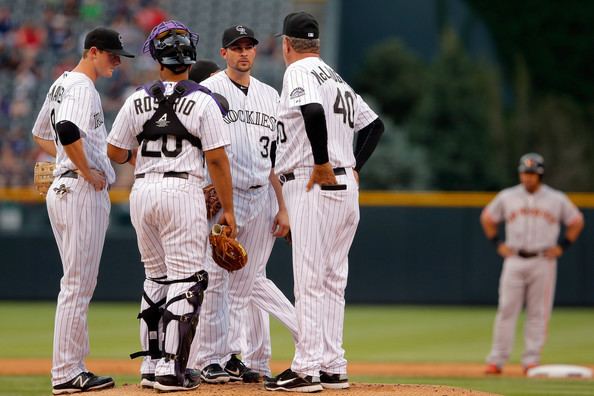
[354,117,384,172]
[300,103,329,165]
[55,120,81,146]
[270,140,277,168]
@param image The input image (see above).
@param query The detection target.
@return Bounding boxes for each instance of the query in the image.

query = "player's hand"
[271,208,290,237]
[218,210,237,239]
[497,243,514,258]
[306,163,337,192]
[354,170,360,185]
[544,245,563,258]
[84,169,107,191]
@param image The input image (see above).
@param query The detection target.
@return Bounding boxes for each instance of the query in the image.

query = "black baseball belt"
[60,170,79,179]
[517,249,543,258]
[279,167,346,185]
[136,171,189,179]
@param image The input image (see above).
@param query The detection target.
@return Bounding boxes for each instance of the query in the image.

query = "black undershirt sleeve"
[270,140,277,168]
[300,103,329,165]
[354,117,384,172]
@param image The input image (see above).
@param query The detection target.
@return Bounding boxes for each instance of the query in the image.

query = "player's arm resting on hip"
[547,214,585,258]
[480,208,512,258]
[300,103,337,191]
[205,146,237,238]
[107,144,136,166]
[56,120,106,191]
[353,117,385,182]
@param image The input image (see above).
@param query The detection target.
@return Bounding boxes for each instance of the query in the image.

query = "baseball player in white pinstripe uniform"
[266,12,384,392]
[106,21,235,392]
[481,153,584,375]
[31,27,134,394]
[188,24,298,384]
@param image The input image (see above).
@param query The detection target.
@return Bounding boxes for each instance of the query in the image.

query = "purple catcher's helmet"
[143,20,198,72]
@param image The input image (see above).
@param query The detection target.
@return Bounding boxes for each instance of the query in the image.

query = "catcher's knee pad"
[130,287,167,360]
[161,271,208,381]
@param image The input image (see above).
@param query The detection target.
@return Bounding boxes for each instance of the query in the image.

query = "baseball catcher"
[209,224,248,271]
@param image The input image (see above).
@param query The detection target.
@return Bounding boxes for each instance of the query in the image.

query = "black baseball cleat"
[320,370,349,389]
[264,368,323,392]
[153,368,201,392]
[224,354,261,383]
[140,373,155,389]
[52,372,114,394]
[200,363,230,383]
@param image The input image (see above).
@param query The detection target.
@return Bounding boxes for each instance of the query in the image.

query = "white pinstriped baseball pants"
[282,168,360,377]
[189,185,297,373]
[130,174,209,377]
[46,176,110,386]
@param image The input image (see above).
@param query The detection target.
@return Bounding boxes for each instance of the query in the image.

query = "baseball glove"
[34,161,56,197]
[203,184,221,220]
[209,224,248,272]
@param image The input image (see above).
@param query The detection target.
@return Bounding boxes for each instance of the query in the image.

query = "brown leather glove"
[34,161,56,197]
[209,224,248,271]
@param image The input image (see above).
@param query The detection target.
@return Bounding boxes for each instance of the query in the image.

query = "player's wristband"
[559,237,573,251]
[490,235,502,247]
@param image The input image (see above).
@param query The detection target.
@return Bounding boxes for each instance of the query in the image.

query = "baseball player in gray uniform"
[106,20,235,392]
[481,153,584,375]
[31,27,134,394]
[266,12,384,392]
[188,24,298,384]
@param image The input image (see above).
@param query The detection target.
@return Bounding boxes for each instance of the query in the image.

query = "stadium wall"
[1,191,592,304]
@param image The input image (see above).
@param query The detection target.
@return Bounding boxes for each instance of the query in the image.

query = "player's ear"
[220,48,227,59]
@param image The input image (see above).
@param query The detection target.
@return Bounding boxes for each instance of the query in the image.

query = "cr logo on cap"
[236,25,247,35]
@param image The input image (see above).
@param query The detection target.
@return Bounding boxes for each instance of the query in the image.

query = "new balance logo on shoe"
[72,375,91,388]
[52,372,114,395]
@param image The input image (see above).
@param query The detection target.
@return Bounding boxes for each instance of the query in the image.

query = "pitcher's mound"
[99,382,501,396]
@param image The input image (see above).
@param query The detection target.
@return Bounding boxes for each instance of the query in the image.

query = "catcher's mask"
[518,152,544,175]
[143,20,198,74]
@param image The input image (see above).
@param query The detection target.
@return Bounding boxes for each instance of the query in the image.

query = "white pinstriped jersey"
[275,57,378,174]
[107,81,229,180]
[484,184,582,251]
[200,72,279,190]
[32,71,115,184]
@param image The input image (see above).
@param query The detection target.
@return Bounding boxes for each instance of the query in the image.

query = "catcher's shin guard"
[130,288,167,360]
[160,271,208,382]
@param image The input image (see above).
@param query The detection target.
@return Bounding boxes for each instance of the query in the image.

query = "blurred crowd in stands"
[0,1,171,187]
[0,0,284,188]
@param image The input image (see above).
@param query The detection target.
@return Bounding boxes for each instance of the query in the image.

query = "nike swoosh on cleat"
[276,378,297,386]
[226,369,240,376]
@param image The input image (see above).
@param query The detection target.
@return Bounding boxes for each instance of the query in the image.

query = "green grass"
[0,303,593,396]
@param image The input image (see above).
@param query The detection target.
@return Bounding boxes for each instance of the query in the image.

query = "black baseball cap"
[84,27,135,58]
[278,11,319,39]
[222,25,259,48]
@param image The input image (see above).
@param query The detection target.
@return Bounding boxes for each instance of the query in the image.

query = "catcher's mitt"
[209,224,247,272]
[203,184,221,220]
[34,161,56,197]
